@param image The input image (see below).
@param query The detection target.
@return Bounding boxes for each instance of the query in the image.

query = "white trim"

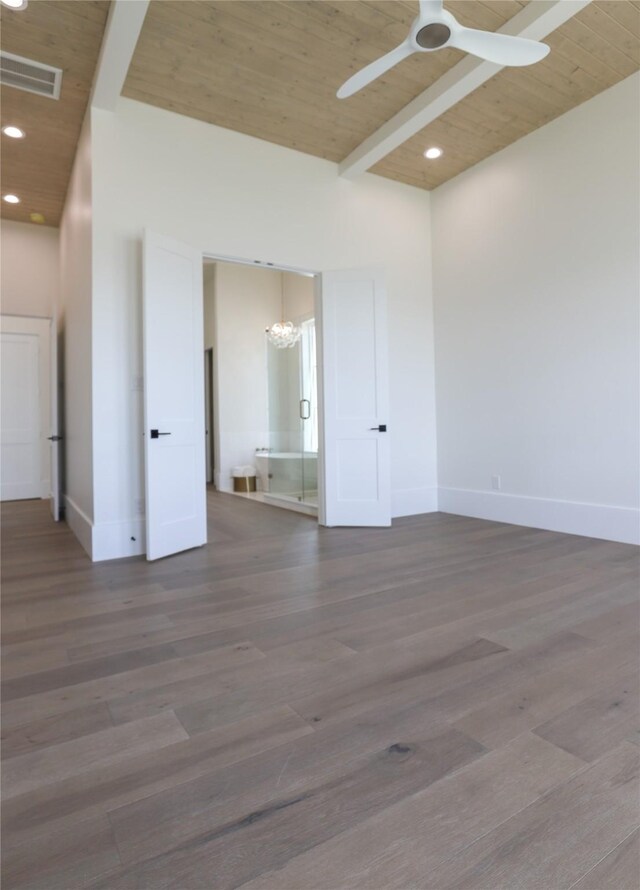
[65,496,147,562]
[64,496,93,558]
[339,0,591,178]
[203,252,318,278]
[93,517,146,562]
[438,487,639,546]
[392,486,439,518]
[91,0,150,112]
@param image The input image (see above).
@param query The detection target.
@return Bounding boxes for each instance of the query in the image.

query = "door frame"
[202,252,325,524]
[0,314,55,506]
[204,347,214,484]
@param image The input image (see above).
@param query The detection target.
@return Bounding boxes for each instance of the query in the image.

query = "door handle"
[369,424,387,432]
[300,399,311,420]
[150,429,171,439]
[47,435,63,441]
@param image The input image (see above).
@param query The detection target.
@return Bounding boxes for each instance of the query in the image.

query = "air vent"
[0,52,62,99]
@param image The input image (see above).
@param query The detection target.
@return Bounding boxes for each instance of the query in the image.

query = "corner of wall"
[392,487,438,518]
[59,109,95,552]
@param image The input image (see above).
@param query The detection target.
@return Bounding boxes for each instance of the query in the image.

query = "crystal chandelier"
[265,274,301,349]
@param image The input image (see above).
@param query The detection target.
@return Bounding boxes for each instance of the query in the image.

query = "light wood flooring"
[1,492,639,889]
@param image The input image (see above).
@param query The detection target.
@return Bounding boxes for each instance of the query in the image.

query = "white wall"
[89,98,436,558]
[1,220,59,318]
[212,262,280,491]
[59,115,94,555]
[432,73,640,545]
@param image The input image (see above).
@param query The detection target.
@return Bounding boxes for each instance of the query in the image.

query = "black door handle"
[47,435,63,441]
[150,429,171,439]
[369,424,387,432]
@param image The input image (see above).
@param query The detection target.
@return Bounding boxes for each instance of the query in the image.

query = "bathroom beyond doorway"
[203,259,319,517]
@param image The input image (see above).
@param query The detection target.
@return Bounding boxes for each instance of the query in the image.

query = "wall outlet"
[491,474,501,491]
[132,375,144,392]
[135,498,145,516]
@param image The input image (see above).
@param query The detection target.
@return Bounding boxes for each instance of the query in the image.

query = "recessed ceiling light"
[3,194,20,204]
[1,0,29,9]
[424,147,443,160]
[2,125,25,139]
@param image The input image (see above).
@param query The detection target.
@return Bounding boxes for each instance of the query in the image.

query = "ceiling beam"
[91,0,149,112]
[339,0,592,179]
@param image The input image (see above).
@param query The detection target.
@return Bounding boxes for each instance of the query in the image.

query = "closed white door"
[318,267,391,527]
[1,331,41,501]
[143,230,207,561]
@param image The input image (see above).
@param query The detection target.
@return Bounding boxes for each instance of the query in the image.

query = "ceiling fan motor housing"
[415,22,451,50]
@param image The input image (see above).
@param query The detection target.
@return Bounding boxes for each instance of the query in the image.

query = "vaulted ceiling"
[1,1,639,227]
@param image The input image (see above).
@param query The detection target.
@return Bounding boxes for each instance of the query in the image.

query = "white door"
[1,316,52,504]
[1,331,41,501]
[317,267,391,527]
[143,230,207,560]
[49,316,62,520]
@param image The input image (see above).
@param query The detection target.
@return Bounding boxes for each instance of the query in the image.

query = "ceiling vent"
[0,52,62,99]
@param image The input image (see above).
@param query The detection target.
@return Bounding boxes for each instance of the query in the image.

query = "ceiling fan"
[337,0,550,99]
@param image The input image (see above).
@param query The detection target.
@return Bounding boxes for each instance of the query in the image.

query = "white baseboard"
[92,517,146,561]
[438,487,640,546]
[64,496,146,561]
[392,486,439,518]
[64,496,93,559]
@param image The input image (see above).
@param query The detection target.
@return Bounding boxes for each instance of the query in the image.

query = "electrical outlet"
[491,475,501,491]
[135,498,145,516]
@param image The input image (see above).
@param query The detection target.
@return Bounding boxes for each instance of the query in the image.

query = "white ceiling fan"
[337,0,550,99]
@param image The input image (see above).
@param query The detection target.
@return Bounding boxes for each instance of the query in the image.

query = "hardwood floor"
[1,492,639,890]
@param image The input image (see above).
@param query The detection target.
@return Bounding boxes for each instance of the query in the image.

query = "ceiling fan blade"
[337,41,414,99]
[450,27,549,66]
[418,0,444,18]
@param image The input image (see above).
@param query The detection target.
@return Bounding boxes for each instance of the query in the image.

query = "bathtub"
[255,451,318,494]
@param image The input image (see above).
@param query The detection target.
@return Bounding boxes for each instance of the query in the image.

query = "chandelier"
[265,274,301,349]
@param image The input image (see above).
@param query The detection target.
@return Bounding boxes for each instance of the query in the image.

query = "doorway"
[0,314,61,518]
[203,259,319,518]
[143,230,392,561]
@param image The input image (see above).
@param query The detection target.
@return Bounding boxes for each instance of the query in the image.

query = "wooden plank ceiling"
[0,0,109,226]
[1,1,638,228]
[372,0,640,187]
[123,0,640,191]
[123,0,530,164]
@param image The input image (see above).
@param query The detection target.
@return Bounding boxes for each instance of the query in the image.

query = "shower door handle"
[300,399,311,420]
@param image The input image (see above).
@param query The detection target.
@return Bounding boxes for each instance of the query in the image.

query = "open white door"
[143,230,207,560]
[318,267,391,527]
[49,317,62,520]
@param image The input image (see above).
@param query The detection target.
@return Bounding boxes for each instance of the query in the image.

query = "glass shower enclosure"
[264,317,318,512]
